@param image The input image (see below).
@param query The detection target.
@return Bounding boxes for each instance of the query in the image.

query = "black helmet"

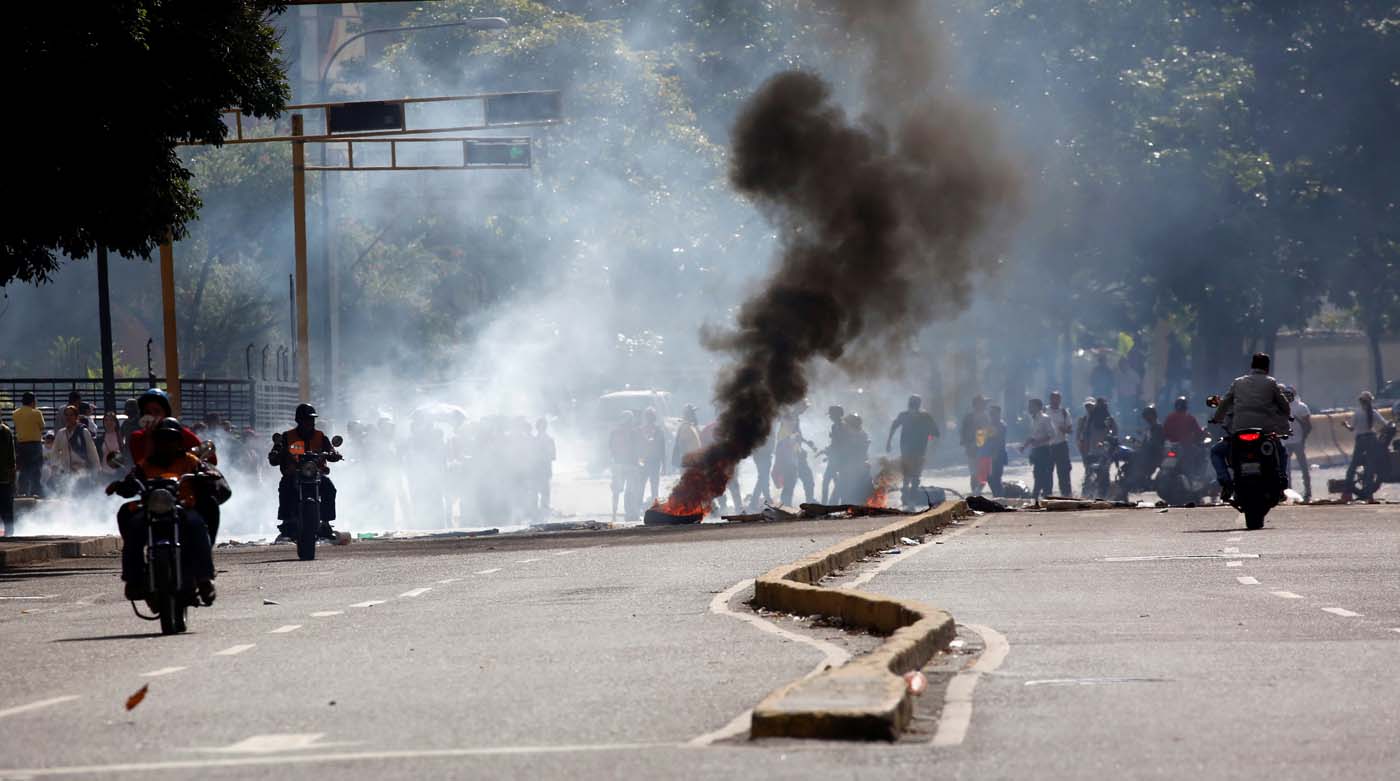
[295,403,318,423]
[1141,404,1158,419]
[1174,396,1189,412]
[137,388,173,417]
[151,417,185,443]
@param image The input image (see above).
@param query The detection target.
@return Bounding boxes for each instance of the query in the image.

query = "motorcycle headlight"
[146,488,177,515]
[298,460,319,479]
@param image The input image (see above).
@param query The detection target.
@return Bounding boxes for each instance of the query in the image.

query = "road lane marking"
[399,588,431,598]
[196,733,336,754]
[1223,547,1239,554]
[474,568,501,575]
[141,667,187,677]
[436,578,460,584]
[0,743,666,776]
[1102,554,1259,562]
[1236,576,1259,585]
[0,595,57,600]
[214,644,256,657]
[1322,607,1361,617]
[1225,537,1243,542]
[0,695,80,720]
[349,600,386,608]
[1390,628,1400,635]
[932,623,1010,747]
[1271,591,1304,599]
[516,558,542,564]
[269,625,302,634]
[309,611,343,618]
[1226,561,1243,567]
[688,578,852,747]
[554,550,577,556]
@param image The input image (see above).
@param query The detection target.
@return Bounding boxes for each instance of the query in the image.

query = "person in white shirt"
[1342,390,1391,496]
[1045,391,1074,497]
[1283,386,1311,502]
[1020,398,1056,500]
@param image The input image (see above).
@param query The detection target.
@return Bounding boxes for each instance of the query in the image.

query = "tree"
[0,1,290,287]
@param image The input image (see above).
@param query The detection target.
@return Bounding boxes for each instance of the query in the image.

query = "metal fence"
[0,378,300,432]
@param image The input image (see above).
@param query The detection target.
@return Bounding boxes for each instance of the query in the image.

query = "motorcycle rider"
[1127,405,1166,491]
[269,403,342,540]
[106,417,219,604]
[125,388,222,542]
[1163,396,1206,473]
[1207,353,1292,502]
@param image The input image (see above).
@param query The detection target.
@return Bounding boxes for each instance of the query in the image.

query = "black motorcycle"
[1226,428,1286,530]
[1154,436,1218,506]
[273,433,344,561]
[127,476,199,634]
[1083,434,1132,500]
[1346,421,1398,501]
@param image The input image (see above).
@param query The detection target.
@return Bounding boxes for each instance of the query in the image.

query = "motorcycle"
[273,433,344,561]
[1226,428,1286,530]
[126,476,202,634]
[1345,421,1398,501]
[1154,436,1219,506]
[1082,434,1132,500]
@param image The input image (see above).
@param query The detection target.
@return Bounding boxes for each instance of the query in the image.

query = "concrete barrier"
[0,536,121,570]
[748,501,967,741]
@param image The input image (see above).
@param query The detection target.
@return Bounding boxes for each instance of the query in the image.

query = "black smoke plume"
[662,0,1019,513]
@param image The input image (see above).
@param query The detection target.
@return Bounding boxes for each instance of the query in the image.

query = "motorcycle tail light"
[1237,432,1261,442]
[1167,451,1177,458]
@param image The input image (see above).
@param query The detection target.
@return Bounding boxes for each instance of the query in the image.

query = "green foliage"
[0,1,290,287]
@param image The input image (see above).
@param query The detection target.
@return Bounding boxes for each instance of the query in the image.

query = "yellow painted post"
[292,114,311,402]
[159,238,181,417]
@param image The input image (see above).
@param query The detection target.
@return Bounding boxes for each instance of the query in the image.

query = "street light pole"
[95,246,117,413]
[292,114,312,402]
[316,16,509,417]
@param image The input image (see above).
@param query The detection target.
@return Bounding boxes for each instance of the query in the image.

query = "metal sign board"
[464,140,532,167]
[484,91,562,126]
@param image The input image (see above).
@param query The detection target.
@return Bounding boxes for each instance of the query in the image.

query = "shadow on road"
[52,632,170,643]
[0,566,118,582]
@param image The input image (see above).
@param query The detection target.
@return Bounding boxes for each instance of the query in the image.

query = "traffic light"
[326,101,406,134]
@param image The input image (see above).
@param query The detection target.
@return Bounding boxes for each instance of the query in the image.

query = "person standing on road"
[837,413,873,505]
[1044,391,1073,497]
[750,428,774,509]
[0,417,15,536]
[1283,386,1312,502]
[821,405,846,504]
[13,392,45,498]
[639,407,667,505]
[886,395,940,508]
[1021,398,1055,500]
[609,410,643,522]
[960,395,990,495]
[672,405,702,470]
[984,404,1008,498]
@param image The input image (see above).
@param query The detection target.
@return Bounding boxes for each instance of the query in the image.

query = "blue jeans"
[1212,437,1289,487]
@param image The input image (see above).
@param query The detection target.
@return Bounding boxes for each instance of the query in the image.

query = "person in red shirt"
[127,389,210,466]
[1163,396,1205,472]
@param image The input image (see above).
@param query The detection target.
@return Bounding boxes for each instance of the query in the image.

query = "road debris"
[263,599,280,606]
[125,684,149,711]
[903,670,928,695]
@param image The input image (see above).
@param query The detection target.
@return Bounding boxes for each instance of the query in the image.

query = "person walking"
[13,392,45,498]
[1020,398,1056,500]
[886,395,940,509]
[639,408,667,505]
[534,418,556,517]
[0,417,15,536]
[821,405,846,504]
[960,395,990,495]
[1342,390,1389,498]
[750,429,774,509]
[1044,391,1074,497]
[1283,386,1311,502]
[100,411,124,473]
[52,405,100,491]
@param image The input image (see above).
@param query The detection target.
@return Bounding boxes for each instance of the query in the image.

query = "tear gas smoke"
[662,0,1020,514]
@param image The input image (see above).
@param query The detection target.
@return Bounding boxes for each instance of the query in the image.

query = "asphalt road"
[2,502,1397,778]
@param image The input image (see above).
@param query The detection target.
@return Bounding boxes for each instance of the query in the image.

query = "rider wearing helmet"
[107,418,219,604]
[1208,353,1292,502]
[268,403,342,540]
[127,389,210,466]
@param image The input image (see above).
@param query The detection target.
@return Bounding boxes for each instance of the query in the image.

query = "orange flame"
[866,457,901,508]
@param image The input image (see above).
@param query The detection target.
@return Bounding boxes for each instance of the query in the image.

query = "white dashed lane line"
[399,588,431,598]
[474,568,501,575]
[1236,576,1260,585]
[350,600,386,608]
[1226,561,1243,568]
[309,611,343,618]
[1322,607,1362,617]
[0,695,80,720]
[516,559,542,564]
[554,550,576,556]
[436,578,461,584]
[1225,536,1243,543]
[1271,591,1305,599]
[1223,547,1240,554]
[214,644,255,657]
[141,667,187,677]
[269,625,302,634]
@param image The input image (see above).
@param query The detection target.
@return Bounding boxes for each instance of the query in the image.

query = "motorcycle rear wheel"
[297,501,318,561]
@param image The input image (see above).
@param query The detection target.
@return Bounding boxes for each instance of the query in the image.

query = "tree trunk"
[1262,329,1278,366]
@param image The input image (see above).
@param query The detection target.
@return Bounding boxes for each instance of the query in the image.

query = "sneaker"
[196,579,217,606]
[124,581,145,601]
[273,534,293,544]
[1219,482,1234,503]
